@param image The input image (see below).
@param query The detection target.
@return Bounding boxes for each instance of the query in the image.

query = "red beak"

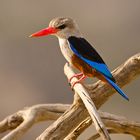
[29,27,58,37]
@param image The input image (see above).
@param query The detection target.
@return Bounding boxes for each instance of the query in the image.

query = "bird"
[29,17,129,101]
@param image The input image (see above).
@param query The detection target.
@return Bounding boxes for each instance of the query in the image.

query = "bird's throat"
[58,38,74,64]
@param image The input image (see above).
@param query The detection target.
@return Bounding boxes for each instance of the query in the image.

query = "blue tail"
[105,77,129,101]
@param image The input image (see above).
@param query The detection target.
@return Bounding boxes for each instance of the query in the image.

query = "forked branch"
[0,53,139,140]
[37,53,140,139]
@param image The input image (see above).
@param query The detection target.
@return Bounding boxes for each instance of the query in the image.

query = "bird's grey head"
[49,17,81,38]
[30,17,82,39]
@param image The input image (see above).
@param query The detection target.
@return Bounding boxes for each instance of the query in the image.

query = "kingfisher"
[30,17,129,101]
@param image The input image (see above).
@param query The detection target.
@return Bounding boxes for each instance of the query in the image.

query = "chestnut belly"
[71,54,106,82]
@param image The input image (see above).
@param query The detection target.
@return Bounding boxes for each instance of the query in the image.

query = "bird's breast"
[58,38,74,63]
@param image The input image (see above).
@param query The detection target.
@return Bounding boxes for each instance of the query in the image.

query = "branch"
[0,104,69,140]
[1,105,140,139]
[0,53,140,140]
[101,111,140,137]
[65,63,111,140]
[65,117,92,140]
[88,111,140,139]
[37,53,140,139]
[66,111,140,139]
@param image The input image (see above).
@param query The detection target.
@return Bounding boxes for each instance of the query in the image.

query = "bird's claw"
[68,81,80,91]
[68,73,83,83]
[71,81,80,89]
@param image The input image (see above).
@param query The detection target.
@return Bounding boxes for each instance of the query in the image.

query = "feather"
[68,36,115,82]
[105,77,129,100]
[68,36,129,100]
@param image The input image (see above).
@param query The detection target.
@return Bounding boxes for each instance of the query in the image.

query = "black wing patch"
[68,36,115,82]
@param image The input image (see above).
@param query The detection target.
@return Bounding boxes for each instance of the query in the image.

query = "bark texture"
[0,53,139,140]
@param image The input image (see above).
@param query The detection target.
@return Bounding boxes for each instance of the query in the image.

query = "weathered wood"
[0,53,140,140]
[37,53,140,139]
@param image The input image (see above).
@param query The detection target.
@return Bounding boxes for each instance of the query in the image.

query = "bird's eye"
[57,24,66,29]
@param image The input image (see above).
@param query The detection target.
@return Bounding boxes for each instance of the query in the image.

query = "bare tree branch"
[1,104,140,140]
[37,53,140,140]
[66,111,140,140]
[64,63,111,140]
[65,117,92,140]
[0,104,69,140]
[0,53,139,140]
[101,111,140,137]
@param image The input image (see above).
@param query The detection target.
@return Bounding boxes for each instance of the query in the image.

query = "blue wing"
[105,77,129,100]
[68,36,129,101]
[68,36,115,82]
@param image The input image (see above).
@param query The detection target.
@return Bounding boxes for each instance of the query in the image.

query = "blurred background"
[0,0,140,139]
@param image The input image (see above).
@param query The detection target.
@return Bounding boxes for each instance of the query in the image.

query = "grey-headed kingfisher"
[30,17,129,101]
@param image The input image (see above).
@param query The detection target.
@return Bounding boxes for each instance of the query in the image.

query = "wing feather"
[68,36,115,82]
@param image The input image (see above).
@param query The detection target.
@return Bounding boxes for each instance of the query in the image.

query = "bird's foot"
[71,81,80,89]
[71,75,87,89]
[68,72,83,84]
